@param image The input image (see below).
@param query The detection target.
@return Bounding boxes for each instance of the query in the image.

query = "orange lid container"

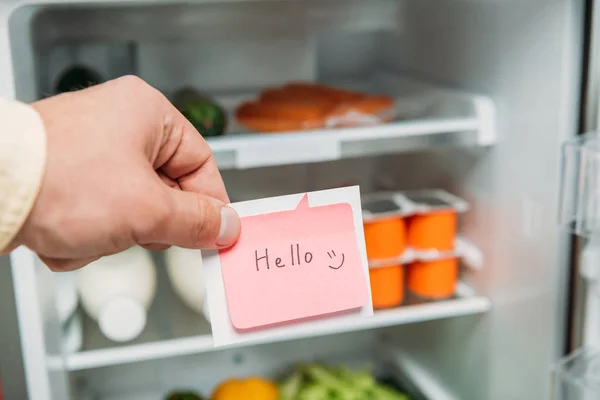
[363,218,406,260]
[407,258,458,299]
[407,211,457,251]
[369,265,404,309]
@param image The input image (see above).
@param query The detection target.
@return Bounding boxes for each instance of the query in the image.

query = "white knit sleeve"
[0,99,46,252]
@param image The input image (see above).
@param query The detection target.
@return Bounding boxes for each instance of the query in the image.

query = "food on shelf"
[211,377,279,400]
[52,270,84,352]
[362,191,466,245]
[407,258,458,299]
[364,218,407,260]
[278,364,409,400]
[173,88,227,137]
[361,190,467,308]
[161,365,410,400]
[235,82,396,133]
[164,247,206,316]
[236,101,325,133]
[234,117,313,133]
[267,82,364,103]
[76,246,157,343]
[53,271,79,324]
[328,95,396,125]
[407,211,457,251]
[166,392,205,400]
[54,65,103,94]
[238,99,331,120]
[369,265,404,310]
[61,311,83,353]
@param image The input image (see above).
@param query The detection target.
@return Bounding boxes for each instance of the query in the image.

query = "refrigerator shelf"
[61,282,490,371]
[207,72,496,170]
[75,342,441,400]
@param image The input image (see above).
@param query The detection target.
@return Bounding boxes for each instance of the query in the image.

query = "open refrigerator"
[0,0,596,398]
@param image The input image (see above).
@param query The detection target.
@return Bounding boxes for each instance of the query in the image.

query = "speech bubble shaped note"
[218,191,370,331]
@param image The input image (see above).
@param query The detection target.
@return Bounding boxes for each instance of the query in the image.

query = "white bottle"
[53,271,82,352]
[54,271,78,324]
[76,246,156,342]
[164,247,207,320]
[62,311,83,353]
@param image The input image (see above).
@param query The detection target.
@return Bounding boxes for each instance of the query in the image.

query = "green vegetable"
[368,384,410,400]
[295,383,331,400]
[172,88,227,137]
[280,370,304,400]
[304,365,344,390]
[277,363,410,400]
[335,366,375,391]
[54,65,103,94]
[165,391,205,400]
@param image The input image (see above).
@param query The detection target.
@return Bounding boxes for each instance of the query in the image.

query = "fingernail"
[216,206,241,247]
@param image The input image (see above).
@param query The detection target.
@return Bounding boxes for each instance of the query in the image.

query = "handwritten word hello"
[254,244,345,271]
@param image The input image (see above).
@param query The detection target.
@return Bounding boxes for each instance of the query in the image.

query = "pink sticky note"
[218,194,369,331]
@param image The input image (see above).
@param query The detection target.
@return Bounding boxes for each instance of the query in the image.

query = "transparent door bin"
[552,348,600,400]
[559,132,600,237]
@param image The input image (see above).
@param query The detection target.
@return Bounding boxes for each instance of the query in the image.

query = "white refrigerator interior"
[0,0,586,399]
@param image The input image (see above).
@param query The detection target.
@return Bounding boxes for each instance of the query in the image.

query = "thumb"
[143,188,241,249]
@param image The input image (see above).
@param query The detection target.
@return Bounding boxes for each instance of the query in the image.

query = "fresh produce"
[165,391,205,400]
[278,363,410,400]
[211,377,279,400]
[54,65,103,94]
[172,88,227,137]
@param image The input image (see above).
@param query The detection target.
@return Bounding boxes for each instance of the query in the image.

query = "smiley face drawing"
[327,250,345,270]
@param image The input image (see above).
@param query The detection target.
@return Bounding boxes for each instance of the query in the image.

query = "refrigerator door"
[553,1,600,398]
[568,0,600,351]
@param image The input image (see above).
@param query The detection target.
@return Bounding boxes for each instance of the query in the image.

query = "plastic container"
[362,189,468,223]
[364,218,407,260]
[369,265,404,309]
[363,189,467,255]
[164,246,206,315]
[407,211,457,251]
[407,258,458,300]
[76,246,157,343]
[552,348,600,400]
[362,192,414,223]
[62,311,83,353]
[367,236,483,271]
[53,271,78,324]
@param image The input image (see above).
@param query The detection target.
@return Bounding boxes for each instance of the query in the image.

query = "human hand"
[4,76,240,271]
